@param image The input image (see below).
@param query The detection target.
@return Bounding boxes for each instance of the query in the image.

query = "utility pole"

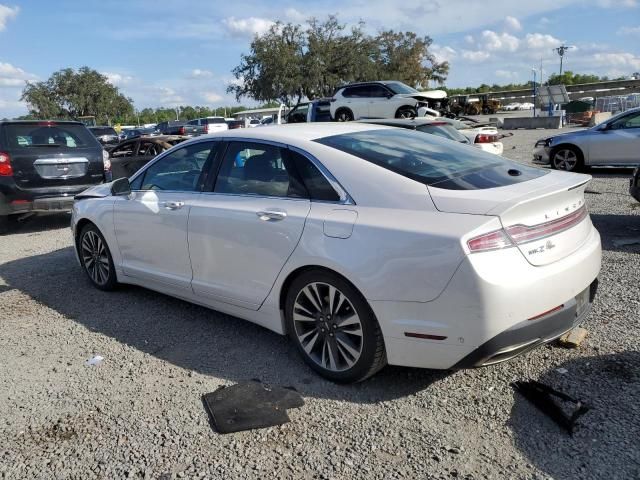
[553,45,573,77]
[532,68,537,118]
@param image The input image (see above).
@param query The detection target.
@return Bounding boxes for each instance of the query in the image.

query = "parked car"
[533,107,640,171]
[120,127,156,141]
[225,119,245,130]
[108,135,188,179]
[329,81,446,121]
[0,120,108,232]
[519,102,535,110]
[155,121,205,137]
[187,117,228,134]
[428,117,504,155]
[358,118,471,144]
[630,166,640,202]
[247,119,261,128]
[503,103,522,111]
[72,123,600,382]
[88,126,120,147]
[286,99,333,123]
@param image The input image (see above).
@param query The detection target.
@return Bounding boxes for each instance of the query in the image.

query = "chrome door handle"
[256,209,287,221]
[164,201,184,210]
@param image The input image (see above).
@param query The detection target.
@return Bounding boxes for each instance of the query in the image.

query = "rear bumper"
[452,279,598,368]
[0,183,100,215]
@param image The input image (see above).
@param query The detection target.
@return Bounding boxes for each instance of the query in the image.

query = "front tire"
[78,224,117,291]
[396,106,417,119]
[551,146,583,172]
[334,108,354,122]
[285,269,386,383]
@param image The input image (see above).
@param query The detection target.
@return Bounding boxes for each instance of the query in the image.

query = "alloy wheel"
[398,108,416,119]
[292,282,364,372]
[553,149,578,171]
[336,111,352,122]
[81,230,111,286]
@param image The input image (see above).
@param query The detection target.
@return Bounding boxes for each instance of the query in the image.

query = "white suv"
[330,81,440,121]
[187,117,228,134]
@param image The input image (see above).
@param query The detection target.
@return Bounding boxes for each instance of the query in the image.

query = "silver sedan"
[533,107,640,171]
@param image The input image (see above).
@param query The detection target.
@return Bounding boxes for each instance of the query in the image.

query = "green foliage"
[132,105,247,125]
[546,71,608,85]
[21,67,134,125]
[228,15,449,105]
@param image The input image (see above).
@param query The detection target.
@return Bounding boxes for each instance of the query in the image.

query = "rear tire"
[334,108,354,122]
[285,269,386,383]
[551,146,584,172]
[78,223,118,291]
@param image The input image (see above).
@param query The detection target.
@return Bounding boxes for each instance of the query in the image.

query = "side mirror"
[386,93,394,99]
[111,177,131,196]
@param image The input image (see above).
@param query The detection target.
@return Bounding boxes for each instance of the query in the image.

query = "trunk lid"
[428,171,593,266]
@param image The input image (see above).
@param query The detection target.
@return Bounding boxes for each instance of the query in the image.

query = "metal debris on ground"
[512,380,590,435]
[202,381,304,434]
[557,327,588,348]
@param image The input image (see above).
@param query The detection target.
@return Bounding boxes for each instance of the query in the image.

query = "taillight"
[505,205,588,244]
[0,151,13,176]
[467,229,513,252]
[178,126,186,135]
[475,133,498,143]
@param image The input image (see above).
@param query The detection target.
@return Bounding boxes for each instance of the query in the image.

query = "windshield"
[385,82,419,95]
[6,123,99,148]
[315,128,546,189]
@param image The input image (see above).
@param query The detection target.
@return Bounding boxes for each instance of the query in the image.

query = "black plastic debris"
[512,380,590,435]
[202,381,304,434]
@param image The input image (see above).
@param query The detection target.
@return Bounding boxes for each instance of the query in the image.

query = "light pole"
[553,45,573,77]
[532,68,537,118]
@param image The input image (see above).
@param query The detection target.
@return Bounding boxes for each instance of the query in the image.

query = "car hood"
[398,89,447,101]
[540,128,593,143]
[74,182,113,199]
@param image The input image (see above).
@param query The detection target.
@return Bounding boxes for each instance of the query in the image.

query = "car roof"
[357,118,452,128]
[0,120,84,125]
[193,123,391,146]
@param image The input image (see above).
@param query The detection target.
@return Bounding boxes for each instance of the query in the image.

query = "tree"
[21,67,134,125]
[546,71,605,86]
[228,15,449,106]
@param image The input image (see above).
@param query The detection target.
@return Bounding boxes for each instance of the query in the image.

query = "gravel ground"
[1,128,639,480]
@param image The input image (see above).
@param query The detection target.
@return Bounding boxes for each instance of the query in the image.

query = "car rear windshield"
[5,123,99,149]
[205,117,226,124]
[90,127,117,136]
[417,124,469,143]
[314,128,546,190]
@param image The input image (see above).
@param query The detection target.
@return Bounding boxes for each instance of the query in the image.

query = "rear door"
[3,122,104,191]
[342,86,371,119]
[188,140,310,309]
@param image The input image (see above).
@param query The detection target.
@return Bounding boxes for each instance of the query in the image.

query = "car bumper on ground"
[371,224,601,370]
[533,144,551,164]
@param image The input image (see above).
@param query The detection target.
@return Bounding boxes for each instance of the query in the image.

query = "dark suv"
[0,120,107,232]
[88,126,120,147]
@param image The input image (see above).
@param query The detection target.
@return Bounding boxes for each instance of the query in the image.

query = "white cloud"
[593,52,640,69]
[222,16,274,38]
[464,35,474,44]
[462,50,491,62]
[480,30,519,52]
[525,32,562,50]
[431,45,457,63]
[0,61,37,87]
[597,0,637,7]
[202,91,223,103]
[504,16,522,31]
[0,4,19,32]
[285,8,306,22]
[102,72,133,86]
[618,25,640,35]
[189,68,214,79]
[495,69,519,79]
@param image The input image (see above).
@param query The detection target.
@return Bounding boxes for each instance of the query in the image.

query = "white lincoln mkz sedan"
[72,124,601,383]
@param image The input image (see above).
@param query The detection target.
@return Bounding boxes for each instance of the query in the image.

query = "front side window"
[214,142,306,198]
[137,141,216,192]
[369,85,390,98]
[385,82,419,95]
[610,111,640,129]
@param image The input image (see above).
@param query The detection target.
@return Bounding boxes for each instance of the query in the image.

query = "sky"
[0,0,639,118]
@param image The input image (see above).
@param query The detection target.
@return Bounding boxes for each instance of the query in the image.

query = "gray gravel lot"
[1,127,639,479]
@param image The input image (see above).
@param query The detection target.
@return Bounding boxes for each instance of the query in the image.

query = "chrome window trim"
[288,145,355,205]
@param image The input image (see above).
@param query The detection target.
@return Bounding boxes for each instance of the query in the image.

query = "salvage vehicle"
[120,127,156,141]
[107,135,188,179]
[330,81,447,121]
[1,120,108,233]
[188,117,229,134]
[88,126,120,147]
[72,124,601,382]
[426,117,504,155]
[286,99,333,124]
[533,107,640,171]
[449,94,501,116]
[358,118,471,144]
[155,121,205,137]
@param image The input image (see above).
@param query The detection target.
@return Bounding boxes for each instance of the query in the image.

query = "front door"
[589,110,640,165]
[188,141,311,309]
[113,140,217,290]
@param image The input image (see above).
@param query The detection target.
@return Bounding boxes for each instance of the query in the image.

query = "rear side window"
[343,86,369,98]
[315,128,546,190]
[214,142,306,198]
[290,151,340,201]
[4,123,98,149]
